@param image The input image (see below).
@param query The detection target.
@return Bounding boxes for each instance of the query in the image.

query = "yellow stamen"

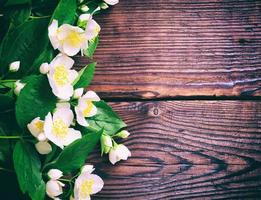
[53,65,69,86]
[34,121,44,131]
[52,118,68,138]
[83,100,94,117]
[66,31,83,47]
[80,179,94,198]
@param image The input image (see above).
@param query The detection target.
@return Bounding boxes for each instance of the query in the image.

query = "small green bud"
[80,5,89,12]
[100,134,113,155]
[115,130,130,139]
[99,2,109,9]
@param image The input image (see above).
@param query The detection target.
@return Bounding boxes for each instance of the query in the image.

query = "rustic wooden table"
[76,1,261,199]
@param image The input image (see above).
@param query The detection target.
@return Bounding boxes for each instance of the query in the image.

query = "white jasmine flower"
[47,54,78,100]
[46,180,65,199]
[48,20,89,56]
[74,168,104,200]
[40,62,50,74]
[27,117,44,138]
[9,61,20,72]
[44,105,82,149]
[100,134,112,154]
[75,91,100,127]
[48,169,63,180]
[109,144,131,165]
[14,80,25,96]
[73,88,84,99]
[104,0,119,5]
[85,15,100,41]
[81,165,95,174]
[115,130,130,139]
[35,141,52,155]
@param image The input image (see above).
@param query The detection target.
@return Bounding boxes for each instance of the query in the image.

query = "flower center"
[83,100,94,117]
[66,31,83,47]
[34,121,44,131]
[53,65,69,86]
[80,179,94,198]
[52,118,68,138]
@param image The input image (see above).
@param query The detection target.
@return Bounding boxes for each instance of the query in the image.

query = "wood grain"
[89,101,261,199]
[75,0,261,99]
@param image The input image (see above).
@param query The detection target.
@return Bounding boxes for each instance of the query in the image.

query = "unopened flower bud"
[48,169,63,180]
[73,88,84,99]
[35,141,52,155]
[80,5,89,12]
[99,2,109,9]
[14,80,25,96]
[101,134,112,154]
[39,62,49,74]
[9,61,20,72]
[115,130,130,138]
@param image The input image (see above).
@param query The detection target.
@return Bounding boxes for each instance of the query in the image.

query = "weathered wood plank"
[89,101,261,199]
[75,0,261,99]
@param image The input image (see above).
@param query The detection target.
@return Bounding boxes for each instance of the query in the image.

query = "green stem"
[29,15,51,19]
[0,79,16,83]
[59,178,74,183]
[0,135,29,139]
[0,167,14,173]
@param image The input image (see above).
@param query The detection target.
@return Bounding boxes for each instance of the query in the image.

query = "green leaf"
[73,62,96,89]
[13,141,45,199]
[48,130,102,173]
[5,0,31,6]
[31,45,54,74]
[30,181,46,200]
[0,4,31,42]
[15,75,56,129]
[0,94,14,113]
[87,101,127,136]
[84,37,99,59]
[0,18,49,78]
[0,129,11,165]
[51,0,77,24]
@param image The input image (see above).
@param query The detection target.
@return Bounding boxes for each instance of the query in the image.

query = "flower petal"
[53,107,74,126]
[75,106,89,127]
[82,91,100,101]
[62,128,82,146]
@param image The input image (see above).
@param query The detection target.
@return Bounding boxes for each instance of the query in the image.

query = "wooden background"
[76,1,261,199]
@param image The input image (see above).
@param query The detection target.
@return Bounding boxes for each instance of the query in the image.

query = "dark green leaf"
[87,101,127,136]
[0,18,49,78]
[30,181,46,200]
[31,45,54,74]
[73,62,96,89]
[48,130,102,173]
[13,141,45,199]
[84,37,99,59]
[0,4,31,46]
[0,94,14,112]
[0,128,11,165]
[15,75,56,129]
[51,0,77,24]
[5,0,31,6]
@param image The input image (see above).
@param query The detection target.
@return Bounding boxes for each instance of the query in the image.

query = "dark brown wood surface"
[75,0,261,99]
[75,0,261,199]
[90,101,261,199]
